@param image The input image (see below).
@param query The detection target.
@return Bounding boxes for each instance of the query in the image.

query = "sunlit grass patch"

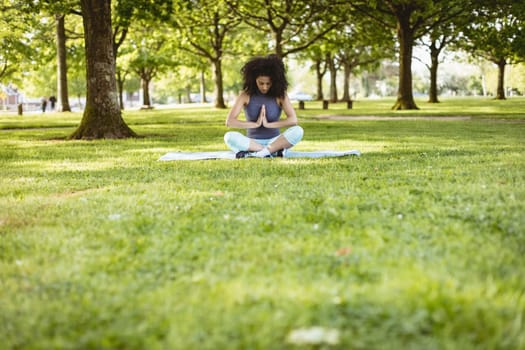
[0,101,524,349]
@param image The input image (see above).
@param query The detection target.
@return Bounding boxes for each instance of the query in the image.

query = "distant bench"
[298,100,353,110]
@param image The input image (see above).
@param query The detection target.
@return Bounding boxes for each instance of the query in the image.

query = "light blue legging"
[224,125,304,153]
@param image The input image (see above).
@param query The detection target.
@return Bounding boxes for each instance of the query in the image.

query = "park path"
[315,115,525,123]
[317,115,471,121]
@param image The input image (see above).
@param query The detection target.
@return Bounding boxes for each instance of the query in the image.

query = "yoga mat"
[158,150,360,161]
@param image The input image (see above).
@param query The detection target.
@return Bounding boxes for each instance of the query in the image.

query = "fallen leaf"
[335,247,352,256]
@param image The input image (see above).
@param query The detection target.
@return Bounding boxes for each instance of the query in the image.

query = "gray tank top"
[245,93,282,139]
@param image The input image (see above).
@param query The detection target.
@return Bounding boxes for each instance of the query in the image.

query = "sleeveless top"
[245,92,282,139]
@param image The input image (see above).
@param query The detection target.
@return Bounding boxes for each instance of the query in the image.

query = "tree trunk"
[200,70,206,103]
[328,54,338,103]
[481,74,487,97]
[56,14,71,112]
[428,55,439,103]
[116,69,125,110]
[213,59,226,108]
[428,41,440,103]
[392,14,418,110]
[361,72,370,97]
[315,59,324,101]
[70,0,136,139]
[141,77,151,107]
[274,30,284,58]
[341,62,351,102]
[186,86,191,103]
[495,59,506,100]
[113,26,128,110]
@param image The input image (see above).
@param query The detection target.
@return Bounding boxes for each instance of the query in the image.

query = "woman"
[224,55,304,158]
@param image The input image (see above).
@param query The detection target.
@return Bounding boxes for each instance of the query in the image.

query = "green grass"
[1,98,524,349]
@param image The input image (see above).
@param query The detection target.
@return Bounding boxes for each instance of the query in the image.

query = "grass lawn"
[1,97,524,349]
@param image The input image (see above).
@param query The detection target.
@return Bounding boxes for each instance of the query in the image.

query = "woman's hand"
[261,105,272,127]
[262,94,298,129]
[255,104,265,127]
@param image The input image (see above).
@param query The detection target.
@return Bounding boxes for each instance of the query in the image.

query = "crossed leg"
[248,134,292,152]
[224,125,304,155]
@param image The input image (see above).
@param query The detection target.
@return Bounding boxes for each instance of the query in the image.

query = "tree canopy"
[1,0,525,138]
[0,0,40,83]
[458,0,525,99]
[345,0,474,109]
[226,0,344,58]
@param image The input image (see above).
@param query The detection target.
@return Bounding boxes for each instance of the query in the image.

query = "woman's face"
[256,76,272,94]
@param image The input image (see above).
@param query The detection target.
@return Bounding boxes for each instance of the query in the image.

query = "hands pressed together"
[254,105,271,128]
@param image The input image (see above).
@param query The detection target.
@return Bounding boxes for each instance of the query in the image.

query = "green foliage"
[114,0,173,28]
[170,0,247,106]
[0,0,41,83]
[347,0,472,38]
[1,99,524,349]
[227,0,344,58]
[459,0,525,64]
[127,22,176,78]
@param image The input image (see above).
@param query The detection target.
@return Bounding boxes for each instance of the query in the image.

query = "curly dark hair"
[241,54,289,98]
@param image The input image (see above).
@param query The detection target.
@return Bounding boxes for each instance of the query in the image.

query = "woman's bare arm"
[225,92,262,128]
